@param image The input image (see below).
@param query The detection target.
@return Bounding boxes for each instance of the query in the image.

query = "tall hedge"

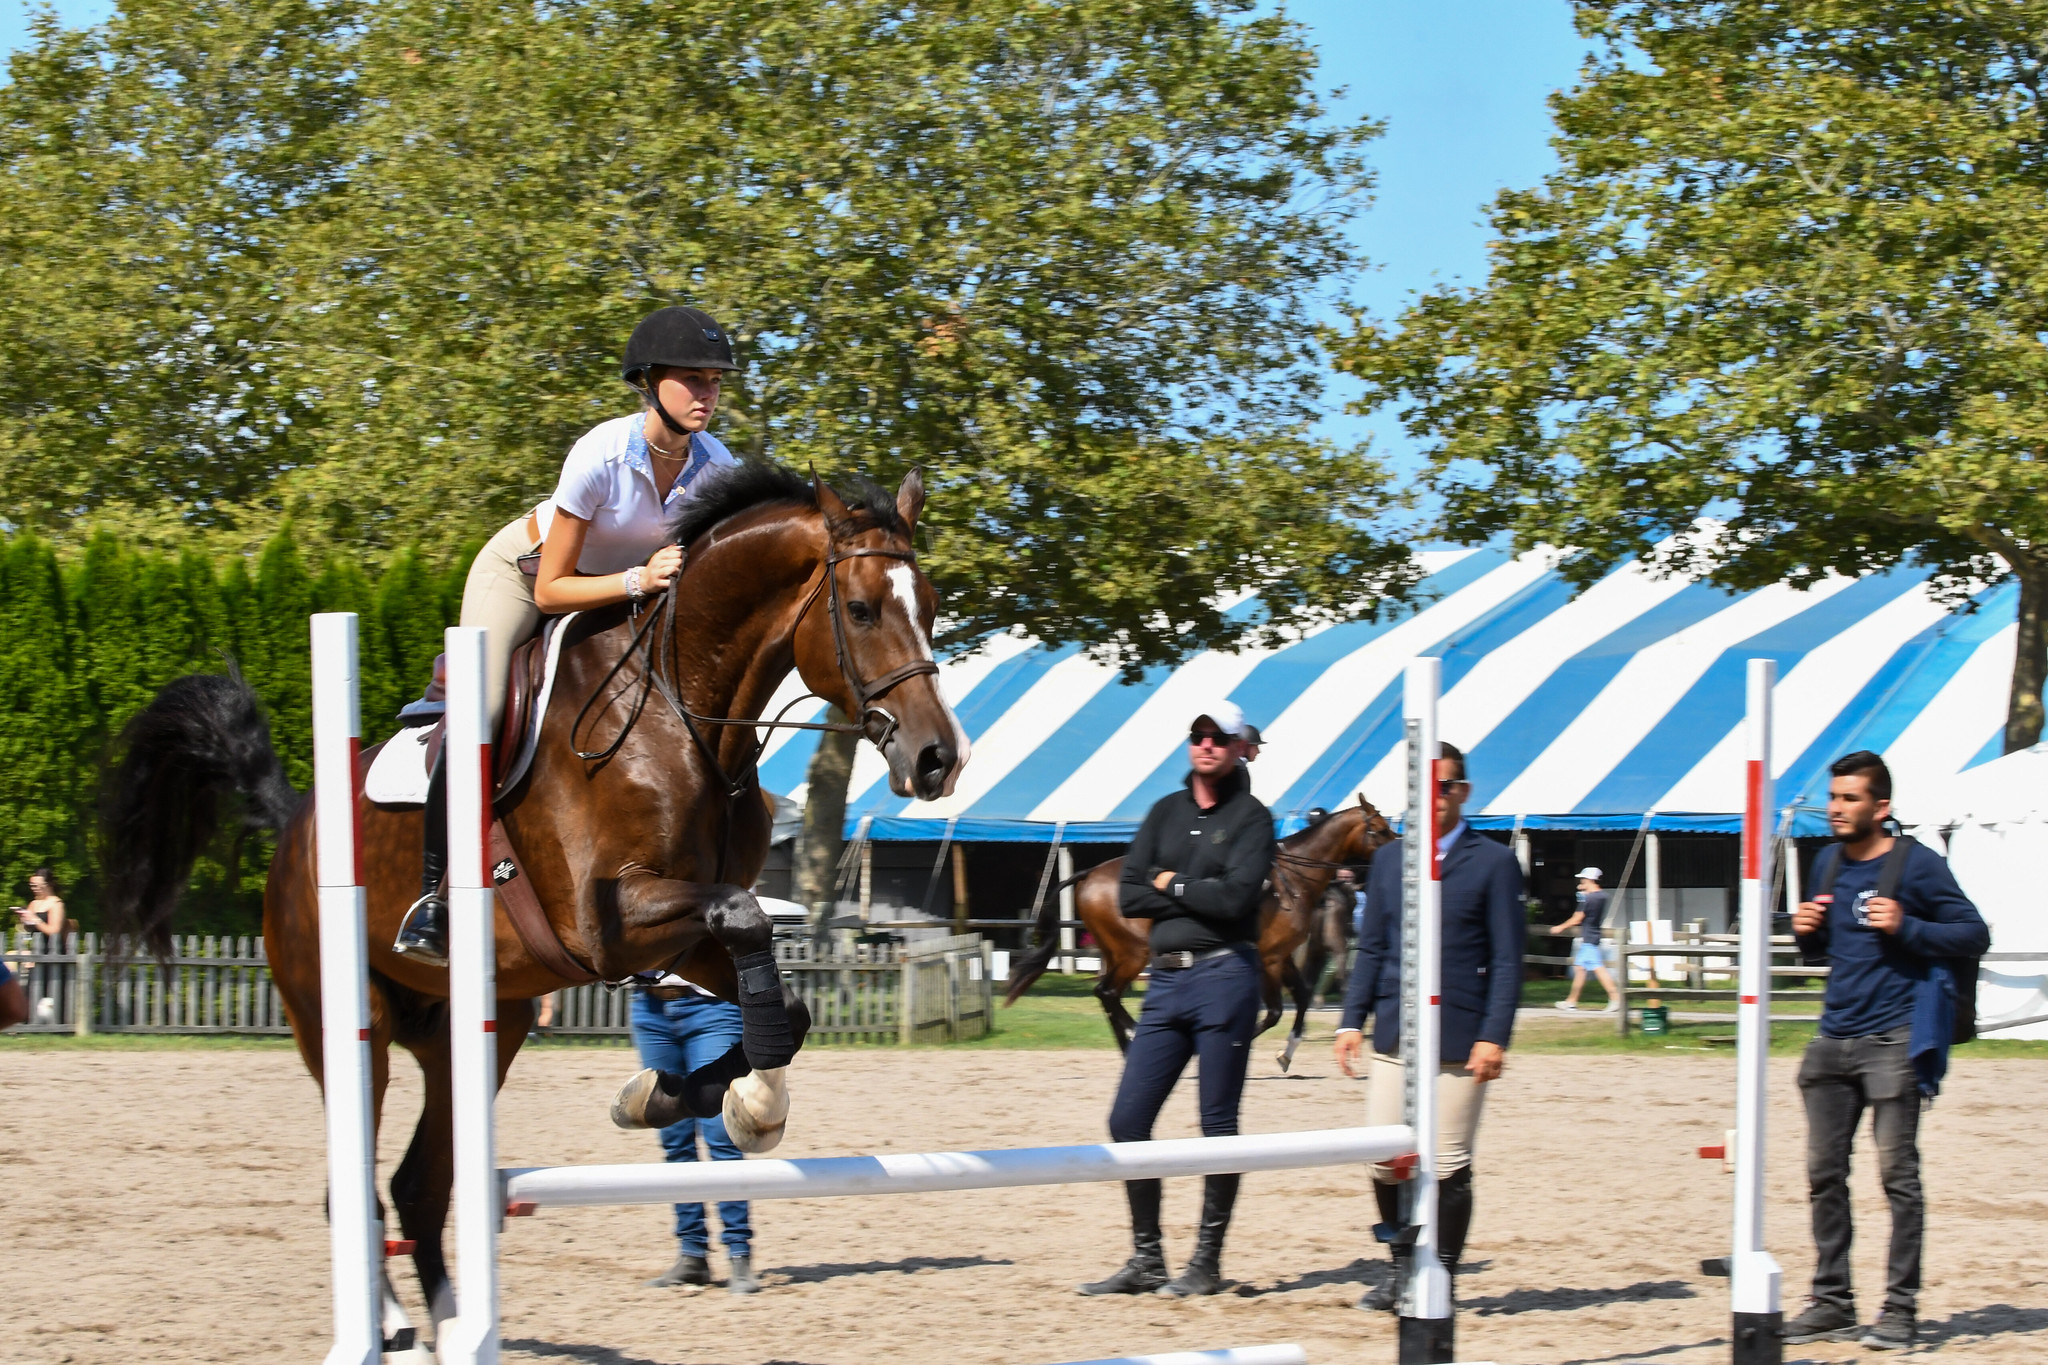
[0,529,472,933]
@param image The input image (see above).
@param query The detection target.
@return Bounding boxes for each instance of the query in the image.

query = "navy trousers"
[630,989,752,1256]
[1109,945,1262,1142]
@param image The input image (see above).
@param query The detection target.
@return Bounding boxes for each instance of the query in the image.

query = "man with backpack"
[1782,751,1989,1351]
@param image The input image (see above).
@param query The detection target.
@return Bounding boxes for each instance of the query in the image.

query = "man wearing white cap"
[1079,699,1276,1300]
[1549,867,1619,1013]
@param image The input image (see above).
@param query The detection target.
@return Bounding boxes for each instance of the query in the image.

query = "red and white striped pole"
[441,625,500,1365]
[313,613,380,1365]
[1398,657,1452,1363]
[1732,658,1783,1363]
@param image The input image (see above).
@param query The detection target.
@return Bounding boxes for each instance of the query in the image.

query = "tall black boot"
[393,751,450,965]
[1437,1166,1474,1277]
[1358,1178,1404,1311]
[1158,1173,1239,1298]
[1079,1180,1168,1295]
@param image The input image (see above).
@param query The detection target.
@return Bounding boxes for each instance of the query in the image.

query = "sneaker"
[1861,1308,1916,1351]
[1599,1001,1621,1014]
[1553,1001,1579,1012]
[1781,1300,1860,1344]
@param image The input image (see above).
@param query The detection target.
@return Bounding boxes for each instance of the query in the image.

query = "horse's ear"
[896,467,925,533]
[812,466,855,536]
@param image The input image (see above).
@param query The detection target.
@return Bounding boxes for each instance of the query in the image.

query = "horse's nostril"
[915,741,954,793]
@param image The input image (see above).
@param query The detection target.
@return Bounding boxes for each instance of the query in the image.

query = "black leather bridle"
[569,536,940,881]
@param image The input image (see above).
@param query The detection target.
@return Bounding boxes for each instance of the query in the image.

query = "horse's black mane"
[664,461,905,548]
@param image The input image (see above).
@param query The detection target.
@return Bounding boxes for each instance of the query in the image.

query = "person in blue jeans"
[630,984,758,1293]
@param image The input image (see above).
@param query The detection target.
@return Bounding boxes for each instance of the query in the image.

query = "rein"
[567,533,937,882]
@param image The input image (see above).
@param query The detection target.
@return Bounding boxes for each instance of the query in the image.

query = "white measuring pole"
[314,613,380,1365]
[1398,658,1452,1363]
[441,626,500,1365]
[1732,658,1783,1363]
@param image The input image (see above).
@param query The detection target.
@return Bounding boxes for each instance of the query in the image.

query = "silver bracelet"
[623,566,645,602]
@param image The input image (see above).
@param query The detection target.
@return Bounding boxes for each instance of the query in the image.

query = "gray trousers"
[459,516,543,734]
[1798,1030,1923,1316]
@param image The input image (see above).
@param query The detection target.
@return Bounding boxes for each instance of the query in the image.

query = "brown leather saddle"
[374,616,597,982]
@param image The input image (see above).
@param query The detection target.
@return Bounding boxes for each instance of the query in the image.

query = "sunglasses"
[1436,777,1469,794]
[1188,728,1234,748]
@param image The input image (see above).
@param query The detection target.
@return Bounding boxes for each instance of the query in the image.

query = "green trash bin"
[1640,1002,1670,1036]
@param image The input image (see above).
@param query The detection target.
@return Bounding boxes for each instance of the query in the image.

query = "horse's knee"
[705,885,771,958]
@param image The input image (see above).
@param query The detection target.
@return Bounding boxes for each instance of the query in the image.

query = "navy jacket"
[1339,825,1526,1063]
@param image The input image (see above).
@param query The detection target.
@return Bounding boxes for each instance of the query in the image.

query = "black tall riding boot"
[1438,1166,1474,1276]
[393,751,450,965]
[1158,1173,1239,1298]
[1358,1178,1405,1311]
[1078,1180,1169,1295]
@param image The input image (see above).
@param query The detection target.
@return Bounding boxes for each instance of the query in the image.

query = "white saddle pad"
[362,612,579,806]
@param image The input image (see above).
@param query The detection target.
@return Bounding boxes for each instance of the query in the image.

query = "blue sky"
[1,0,1590,476]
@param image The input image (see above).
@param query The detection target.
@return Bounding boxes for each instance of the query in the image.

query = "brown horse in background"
[1002,796,1395,1059]
[98,466,966,1355]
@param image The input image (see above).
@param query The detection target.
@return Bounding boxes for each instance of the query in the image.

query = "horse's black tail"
[1001,871,1083,1007]
[99,669,301,959]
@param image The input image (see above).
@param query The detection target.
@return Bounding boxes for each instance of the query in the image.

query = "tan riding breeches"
[1363,1049,1490,1180]
[459,515,543,734]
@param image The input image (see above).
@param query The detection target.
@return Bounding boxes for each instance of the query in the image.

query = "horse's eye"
[848,600,875,625]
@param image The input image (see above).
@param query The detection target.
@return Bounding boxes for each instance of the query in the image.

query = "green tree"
[290,0,1412,660]
[1339,0,2048,750]
[0,538,88,897]
[0,0,360,552]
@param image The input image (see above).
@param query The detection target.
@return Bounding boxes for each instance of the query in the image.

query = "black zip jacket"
[1118,765,1277,954]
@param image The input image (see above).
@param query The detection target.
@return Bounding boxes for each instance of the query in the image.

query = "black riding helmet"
[622,305,738,435]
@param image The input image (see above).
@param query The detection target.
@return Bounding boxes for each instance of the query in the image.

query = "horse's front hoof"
[722,1068,789,1153]
[610,1068,685,1130]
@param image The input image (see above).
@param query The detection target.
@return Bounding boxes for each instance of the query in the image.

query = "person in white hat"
[1548,866,1619,1012]
[1079,699,1275,1300]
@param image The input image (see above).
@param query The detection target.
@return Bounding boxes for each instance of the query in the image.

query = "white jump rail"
[502,1125,1416,1210]
[1054,1348,1306,1365]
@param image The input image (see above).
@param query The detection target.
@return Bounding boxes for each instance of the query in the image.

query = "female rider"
[393,305,740,964]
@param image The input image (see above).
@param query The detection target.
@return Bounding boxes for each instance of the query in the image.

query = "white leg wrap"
[721,1067,790,1153]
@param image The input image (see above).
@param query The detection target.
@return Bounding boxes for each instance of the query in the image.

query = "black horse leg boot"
[1358,1178,1405,1311]
[1078,1179,1169,1295]
[393,751,450,965]
[1159,1173,1239,1297]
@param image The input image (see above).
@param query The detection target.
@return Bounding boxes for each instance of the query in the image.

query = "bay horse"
[99,465,966,1352]
[1001,796,1395,1063]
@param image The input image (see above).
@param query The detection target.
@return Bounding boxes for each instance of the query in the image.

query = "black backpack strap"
[1810,844,1842,901]
[1876,835,1915,901]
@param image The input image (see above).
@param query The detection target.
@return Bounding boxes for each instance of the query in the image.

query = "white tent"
[1907,745,2048,1039]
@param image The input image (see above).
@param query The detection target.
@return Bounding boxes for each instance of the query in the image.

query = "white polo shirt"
[533,414,738,574]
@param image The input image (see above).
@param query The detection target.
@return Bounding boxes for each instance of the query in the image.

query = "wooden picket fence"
[2,929,993,1044]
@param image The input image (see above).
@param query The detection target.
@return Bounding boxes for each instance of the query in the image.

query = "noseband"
[568,533,940,880]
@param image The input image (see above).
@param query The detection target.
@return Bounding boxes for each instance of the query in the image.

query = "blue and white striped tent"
[754,546,2015,842]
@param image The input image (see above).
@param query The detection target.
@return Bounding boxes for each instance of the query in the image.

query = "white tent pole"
[314,613,380,1365]
[1732,658,1783,1364]
[442,626,500,1365]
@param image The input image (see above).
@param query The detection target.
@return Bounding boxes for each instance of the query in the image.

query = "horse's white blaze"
[722,1067,790,1154]
[887,564,970,795]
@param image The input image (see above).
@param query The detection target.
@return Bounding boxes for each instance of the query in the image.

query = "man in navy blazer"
[1334,741,1525,1311]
